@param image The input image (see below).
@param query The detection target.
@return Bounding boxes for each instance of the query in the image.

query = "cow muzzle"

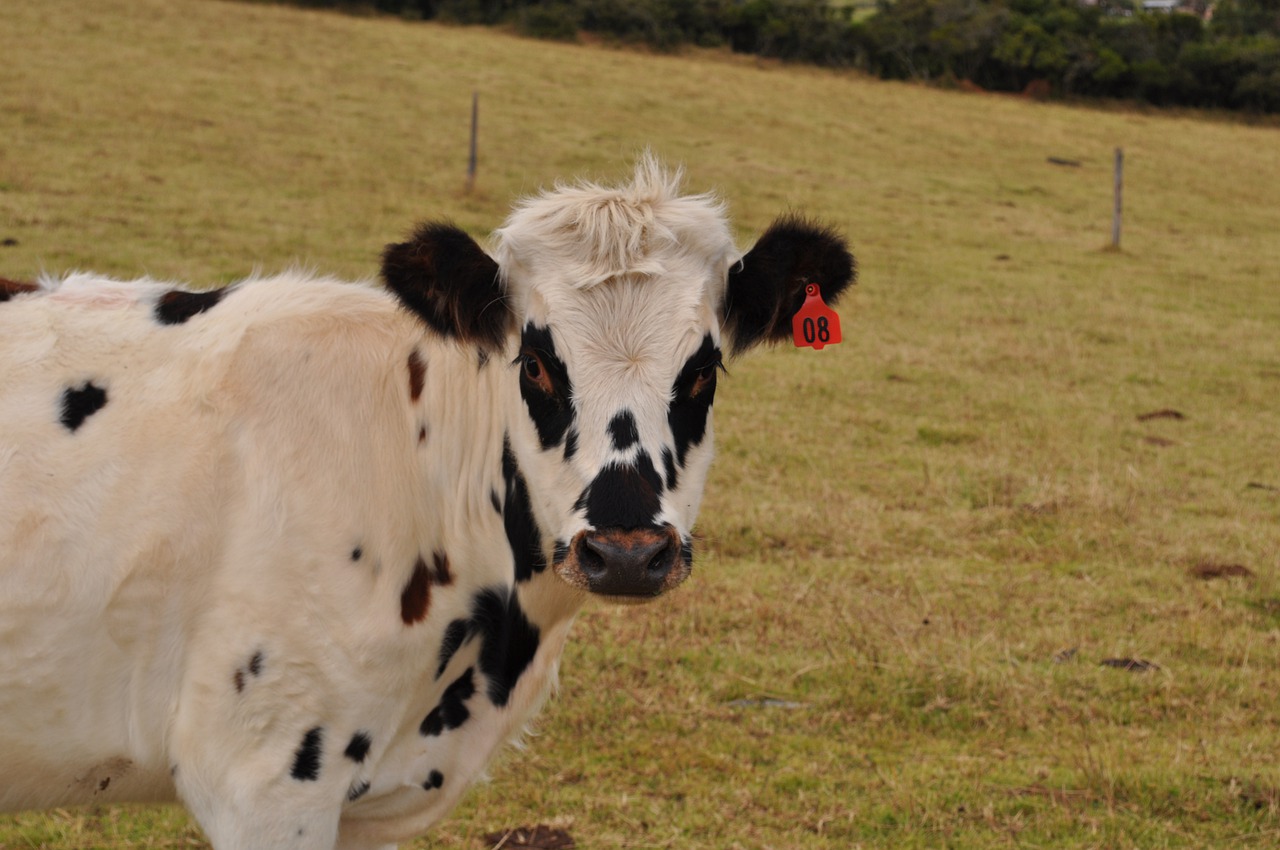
[555,526,690,601]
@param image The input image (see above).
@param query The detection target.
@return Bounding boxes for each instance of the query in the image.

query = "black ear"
[381,222,512,352]
[723,216,856,355]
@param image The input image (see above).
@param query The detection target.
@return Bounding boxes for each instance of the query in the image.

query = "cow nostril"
[578,537,607,578]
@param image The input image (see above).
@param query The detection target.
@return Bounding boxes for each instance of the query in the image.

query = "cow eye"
[518,349,556,396]
[688,360,722,400]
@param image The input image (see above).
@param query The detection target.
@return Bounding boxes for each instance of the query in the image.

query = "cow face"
[382,157,855,603]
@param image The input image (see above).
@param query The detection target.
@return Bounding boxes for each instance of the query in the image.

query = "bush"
[722,0,857,64]
[517,2,580,40]
[274,0,1280,112]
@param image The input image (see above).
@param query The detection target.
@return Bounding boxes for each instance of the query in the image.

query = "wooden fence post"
[1112,147,1123,249]
[466,91,478,194]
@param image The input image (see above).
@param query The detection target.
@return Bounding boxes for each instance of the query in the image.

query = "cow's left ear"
[722,216,856,355]
[381,222,512,352]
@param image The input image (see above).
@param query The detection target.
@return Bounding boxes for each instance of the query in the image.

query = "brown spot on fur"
[0,277,38,302]
[400,557,431,625]
[418,424,427,443]
[234,669,245,693]
[432,551,453,586]
[408,349,425,402]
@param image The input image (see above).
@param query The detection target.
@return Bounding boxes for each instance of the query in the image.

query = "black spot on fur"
[437,618,470,678]
[381,222,509,352]
[490,488,502,515]
[518,324,574,450]
[0,277,38,302]
[407,349,425,402]
[420,668,477,736]
[248,651,263,676]
[233,669,245,693]
[400,557,431,625]
[724,216,855,354]
[424,770,444,790]
[581,453,664,530]
[609,411,639,451]
[502,436,546,583]
[344,732,372,763]
[347,780,370,802]
[429,590,540,708]
[668,335,719,466]
[60,382,107,433]
[155,288,226,325]
[471,587,541,708]
[661,447,678,491]
[351,547,362,562]
[290,727,324,781]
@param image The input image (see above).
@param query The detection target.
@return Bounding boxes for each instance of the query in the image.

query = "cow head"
[382,156,855,603]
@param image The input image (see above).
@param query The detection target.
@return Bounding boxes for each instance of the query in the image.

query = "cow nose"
[577,528,676,597]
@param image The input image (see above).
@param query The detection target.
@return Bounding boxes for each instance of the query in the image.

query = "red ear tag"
[792,283,842,350]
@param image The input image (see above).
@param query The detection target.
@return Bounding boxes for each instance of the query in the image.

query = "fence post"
[1111,147,1123,249]
[466,91,478,194]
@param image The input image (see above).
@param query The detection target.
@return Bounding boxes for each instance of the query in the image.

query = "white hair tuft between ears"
[492,152,731,291]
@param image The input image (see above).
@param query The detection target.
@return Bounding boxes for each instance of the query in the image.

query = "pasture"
[2,0,1279,847]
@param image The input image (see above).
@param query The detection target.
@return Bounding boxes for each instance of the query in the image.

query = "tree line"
[292,0,1280,112]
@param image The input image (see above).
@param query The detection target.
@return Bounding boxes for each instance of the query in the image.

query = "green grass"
[3,1,1280,848]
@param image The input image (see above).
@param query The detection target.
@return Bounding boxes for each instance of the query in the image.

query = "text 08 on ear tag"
[792,283,842,350]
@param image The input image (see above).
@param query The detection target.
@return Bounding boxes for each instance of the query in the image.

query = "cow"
[0,156,854,849]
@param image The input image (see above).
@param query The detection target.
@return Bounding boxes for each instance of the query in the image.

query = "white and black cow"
[0,157,854,849]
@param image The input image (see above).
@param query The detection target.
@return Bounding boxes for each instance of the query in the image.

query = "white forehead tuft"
[491,154,735,297]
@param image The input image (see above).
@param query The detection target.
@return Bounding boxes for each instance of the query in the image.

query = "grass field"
[3,1,1280,848]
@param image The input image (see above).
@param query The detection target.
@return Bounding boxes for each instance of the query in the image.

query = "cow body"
[0,158,853,849]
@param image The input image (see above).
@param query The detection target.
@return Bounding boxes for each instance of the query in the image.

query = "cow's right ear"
[381,222,512,353]
[721,216,855,355]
